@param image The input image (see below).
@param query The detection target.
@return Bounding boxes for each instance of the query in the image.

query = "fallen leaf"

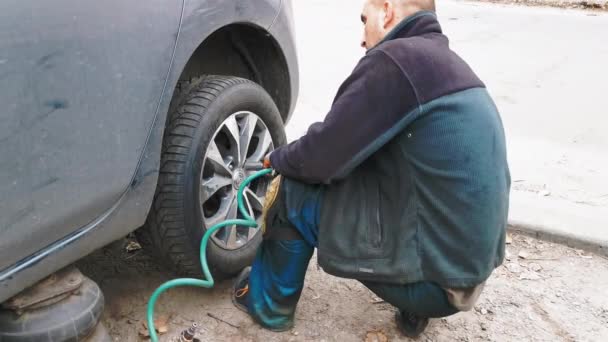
[138,325,150,338]
[125,240,142,253]
[140,315,169,336]
[365,330,388,342]
[156,315,170,334]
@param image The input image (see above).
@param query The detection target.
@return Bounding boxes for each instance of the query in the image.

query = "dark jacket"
[270,12,511,288]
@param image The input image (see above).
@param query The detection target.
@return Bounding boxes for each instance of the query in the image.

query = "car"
[0,0,298,339]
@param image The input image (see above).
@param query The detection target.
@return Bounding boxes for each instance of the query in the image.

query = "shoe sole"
[394,311,429,338]
[232,267,251,314]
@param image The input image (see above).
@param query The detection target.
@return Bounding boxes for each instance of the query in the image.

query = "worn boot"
[232,267,251,313]
[395,310,429,338]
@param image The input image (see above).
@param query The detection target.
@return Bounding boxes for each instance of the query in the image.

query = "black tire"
[138,76,286,278]
[0,277,104,342]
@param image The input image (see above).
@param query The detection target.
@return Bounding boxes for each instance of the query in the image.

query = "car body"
[0,0,298,303]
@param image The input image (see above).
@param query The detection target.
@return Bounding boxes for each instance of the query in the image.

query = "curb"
[508,220,608,258]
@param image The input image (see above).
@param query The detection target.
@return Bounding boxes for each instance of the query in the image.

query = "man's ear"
[383,1,395,29]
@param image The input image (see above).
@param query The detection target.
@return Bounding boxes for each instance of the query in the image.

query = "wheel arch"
[172,23,292,122]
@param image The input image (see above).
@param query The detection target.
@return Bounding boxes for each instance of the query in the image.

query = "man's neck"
[390,7,423,28]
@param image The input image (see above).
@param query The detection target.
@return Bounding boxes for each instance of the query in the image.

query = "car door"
[0,0,182,270]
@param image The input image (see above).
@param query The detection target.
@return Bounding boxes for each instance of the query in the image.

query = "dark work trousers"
[247,178,458,331]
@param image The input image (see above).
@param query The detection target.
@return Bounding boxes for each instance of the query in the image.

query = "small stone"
[505,250,512,261]
[518,250,530,259]
[481,323,487,331]
[519,271,541,280]
[506,234,513,244]
[506,262,522,273]
[529,263,542,272]
[540,190,551,197]
[481,308,488,315]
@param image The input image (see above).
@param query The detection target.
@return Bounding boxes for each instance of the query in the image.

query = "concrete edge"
[508,220,608,258]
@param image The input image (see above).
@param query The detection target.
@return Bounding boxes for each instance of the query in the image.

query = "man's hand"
[263,152,272,169]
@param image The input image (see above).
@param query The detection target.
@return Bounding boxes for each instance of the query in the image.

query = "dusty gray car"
[0,0,297,339]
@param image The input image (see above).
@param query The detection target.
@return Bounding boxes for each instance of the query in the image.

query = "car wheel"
[139,75,286,278]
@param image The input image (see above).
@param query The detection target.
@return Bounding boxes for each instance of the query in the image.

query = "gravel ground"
[77,233,608,341]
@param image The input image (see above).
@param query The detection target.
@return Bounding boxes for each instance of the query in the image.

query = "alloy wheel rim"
[200,111,274,250]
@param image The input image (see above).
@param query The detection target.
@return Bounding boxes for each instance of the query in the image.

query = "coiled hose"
[146,168,273,341]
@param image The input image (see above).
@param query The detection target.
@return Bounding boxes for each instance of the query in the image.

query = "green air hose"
[146,168,273,342]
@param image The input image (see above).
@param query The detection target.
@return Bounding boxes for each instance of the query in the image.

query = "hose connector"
[179,323,198,342]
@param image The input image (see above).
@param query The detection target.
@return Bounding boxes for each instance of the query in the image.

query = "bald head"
[371,0,435,13]
[360,0,436,49]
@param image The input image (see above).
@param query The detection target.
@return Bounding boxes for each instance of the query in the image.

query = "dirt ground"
[76,233,608,342]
